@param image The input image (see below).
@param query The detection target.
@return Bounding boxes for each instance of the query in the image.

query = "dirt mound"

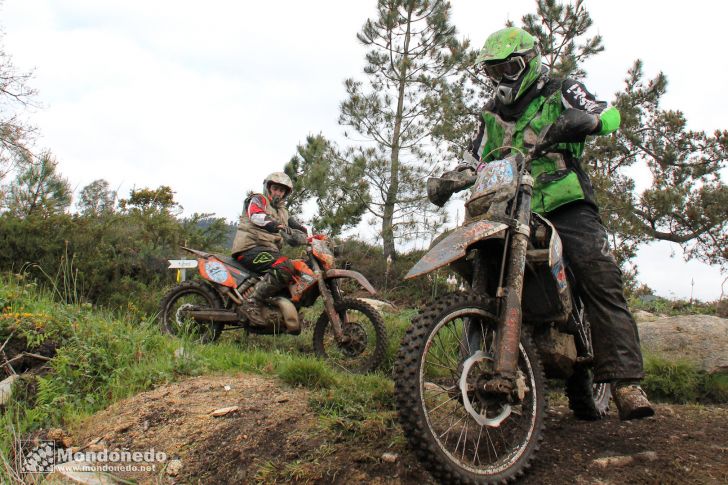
[70,374,316,483]
[63,374,728,484]
[68,373,429,484]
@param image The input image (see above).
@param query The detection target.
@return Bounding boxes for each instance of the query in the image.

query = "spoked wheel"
[566,364,611,420]
[159,281,224,343]
[313,298,387,374]
[395,293,545,484]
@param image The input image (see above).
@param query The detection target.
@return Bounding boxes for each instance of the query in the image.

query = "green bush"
[642,353,728,404]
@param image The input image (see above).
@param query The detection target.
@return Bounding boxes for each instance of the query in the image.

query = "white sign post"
[168,260,198,282]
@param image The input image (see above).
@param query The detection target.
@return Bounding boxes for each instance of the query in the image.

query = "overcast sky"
[2,0,726,300]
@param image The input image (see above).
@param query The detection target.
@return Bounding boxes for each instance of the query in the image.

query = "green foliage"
[284,134,369,236]
[4,151,71,217]
[119,185,180,215]
[585,60,727,269]
[0,185,231,313]
[77,179,117,216]
[0,35,36,184]
[516,0,603,79]
[629,295,717,316]
[642,352,727,404]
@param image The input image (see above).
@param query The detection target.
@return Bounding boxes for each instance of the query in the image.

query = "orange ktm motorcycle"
[159,233,387,373]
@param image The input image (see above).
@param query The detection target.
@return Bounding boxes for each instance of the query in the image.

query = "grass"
[0,274,413,482]
[642,352,728,404]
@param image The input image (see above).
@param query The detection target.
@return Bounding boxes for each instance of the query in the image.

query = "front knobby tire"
[394,292,546,485]
[159,281,224,343]
[313,298,387,374]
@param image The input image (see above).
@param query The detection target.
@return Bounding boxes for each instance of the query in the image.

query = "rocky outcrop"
[637,315,728,374]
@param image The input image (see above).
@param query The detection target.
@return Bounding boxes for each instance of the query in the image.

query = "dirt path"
[59,374,727,484]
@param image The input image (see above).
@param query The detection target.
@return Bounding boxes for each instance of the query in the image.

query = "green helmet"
[475,27,542,105]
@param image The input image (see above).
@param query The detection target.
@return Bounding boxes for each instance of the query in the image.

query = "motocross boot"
[245,273,282,327]
[611,380,655,420]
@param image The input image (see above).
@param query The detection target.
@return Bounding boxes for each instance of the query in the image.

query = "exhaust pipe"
[189,309,239,323]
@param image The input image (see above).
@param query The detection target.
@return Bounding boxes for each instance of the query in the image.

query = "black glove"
[551,108,601,143]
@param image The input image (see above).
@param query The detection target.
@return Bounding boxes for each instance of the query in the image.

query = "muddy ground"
[49,373,728,484]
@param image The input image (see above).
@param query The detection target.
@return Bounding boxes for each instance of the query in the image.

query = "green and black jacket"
[469,75,621,214]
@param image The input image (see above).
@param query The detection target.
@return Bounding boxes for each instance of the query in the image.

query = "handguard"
[283,229,309,247]
[427,171,477,207]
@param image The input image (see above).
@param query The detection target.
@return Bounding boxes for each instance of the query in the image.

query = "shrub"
[642,352,728,404]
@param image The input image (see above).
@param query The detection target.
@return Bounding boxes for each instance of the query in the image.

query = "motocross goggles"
[479,49,536,82]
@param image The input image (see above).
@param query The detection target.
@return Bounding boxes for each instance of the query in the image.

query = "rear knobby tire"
[159,281,224,343]
[565,364,610,420]
[394,292,546,485]
[313,297,387,374]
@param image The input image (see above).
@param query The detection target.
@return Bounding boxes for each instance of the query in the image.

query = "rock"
[166,459,183,477]
[593,455,634,468]
[358,298,397,313]
[633,310,659,322]
[635,451,658,462]
[223,385,231,391]
[0,374,19,406]
[637,315,728,373]
[592,451,656,469]
[381,452,399,463]
[210,406,239,417]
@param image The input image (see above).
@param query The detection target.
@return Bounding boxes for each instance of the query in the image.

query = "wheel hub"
[339,323,367,357]
[459,351,512,427]
[175,303,198,326]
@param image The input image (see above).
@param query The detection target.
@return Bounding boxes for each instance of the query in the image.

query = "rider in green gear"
[461,27,654,420]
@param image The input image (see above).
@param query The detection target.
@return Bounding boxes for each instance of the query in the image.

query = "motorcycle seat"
[214,254,252,274]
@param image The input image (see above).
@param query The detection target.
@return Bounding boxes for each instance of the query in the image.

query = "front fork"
[310,257,348,342]
[470,174,534,394]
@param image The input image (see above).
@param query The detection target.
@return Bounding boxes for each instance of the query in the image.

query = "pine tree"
[5,151,71,217]
[78,179,117,216]
[338,0,465,259]
[584,61,727,268]
[284,134,369,237]
[0,35,36,184]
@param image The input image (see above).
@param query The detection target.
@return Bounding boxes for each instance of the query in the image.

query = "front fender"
[405,219,508,280]
[324,269,377,295]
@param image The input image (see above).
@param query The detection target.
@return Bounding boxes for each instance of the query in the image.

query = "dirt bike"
[159,232,387,373]
[394,115,611,483]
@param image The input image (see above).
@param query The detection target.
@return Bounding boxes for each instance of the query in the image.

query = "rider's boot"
[611,380,655,420]
[245,273,281,327]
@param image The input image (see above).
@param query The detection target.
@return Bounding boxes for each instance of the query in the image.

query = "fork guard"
[405,219,509,280]
[324,269,377,295]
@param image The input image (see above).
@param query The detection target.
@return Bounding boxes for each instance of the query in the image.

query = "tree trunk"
[381,6,412,261]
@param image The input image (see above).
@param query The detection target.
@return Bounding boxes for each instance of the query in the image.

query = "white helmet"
[263,172,293,205]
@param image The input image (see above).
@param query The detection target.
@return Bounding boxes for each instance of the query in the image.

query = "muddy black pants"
[545,201,644,383]
[234,247,295,287]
